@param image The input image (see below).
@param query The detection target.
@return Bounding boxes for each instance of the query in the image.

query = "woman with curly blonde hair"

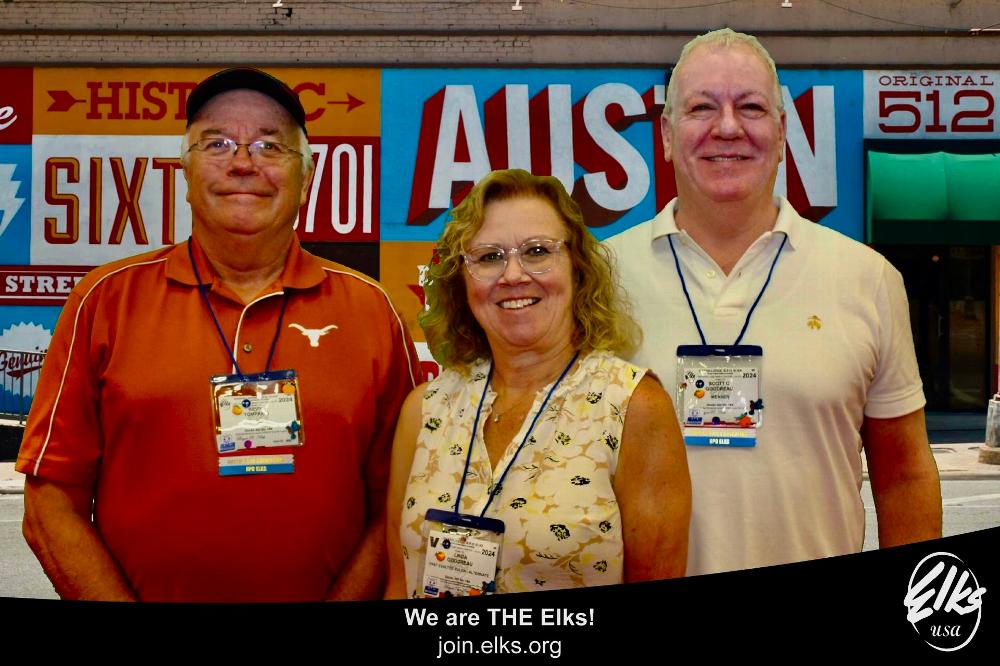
[386,169,690,598]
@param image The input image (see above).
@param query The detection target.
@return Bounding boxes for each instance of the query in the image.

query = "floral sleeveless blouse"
[399,350,646,596]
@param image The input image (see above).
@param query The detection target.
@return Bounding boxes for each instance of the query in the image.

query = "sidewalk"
[0,462,25,494]
[908,443,1000,481]
[3,443,998,494]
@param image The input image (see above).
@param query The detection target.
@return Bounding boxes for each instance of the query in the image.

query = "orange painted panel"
[33,68,380,136]
[379,241,437,344]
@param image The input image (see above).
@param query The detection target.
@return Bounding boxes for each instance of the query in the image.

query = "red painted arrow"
[407,283,427,308]
[328,92,364,113]
[47,90,85,112]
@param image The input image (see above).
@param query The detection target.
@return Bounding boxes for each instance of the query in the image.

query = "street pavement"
[864,442,1000,481]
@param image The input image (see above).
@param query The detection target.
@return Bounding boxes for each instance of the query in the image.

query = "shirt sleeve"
[16,286,105,485]
[863,260,926,419]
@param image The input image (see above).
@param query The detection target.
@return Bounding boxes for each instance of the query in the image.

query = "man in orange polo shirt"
[17,68,419,602]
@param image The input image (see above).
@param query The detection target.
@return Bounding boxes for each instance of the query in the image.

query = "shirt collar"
[650,197,682,240]
[771,196,802,251]
[650,196,801,251]
[165,234,327,291]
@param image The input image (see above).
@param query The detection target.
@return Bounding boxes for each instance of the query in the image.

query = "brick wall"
[1,0,998,66]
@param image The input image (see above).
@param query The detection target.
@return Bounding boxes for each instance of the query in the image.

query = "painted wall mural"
[3,65,996,407]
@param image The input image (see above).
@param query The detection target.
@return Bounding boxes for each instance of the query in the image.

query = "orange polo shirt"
[17,237,418,602]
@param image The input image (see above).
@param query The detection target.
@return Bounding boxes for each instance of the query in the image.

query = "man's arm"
[22,476,136,601]
[327,302,419,601]
[324,507,387,601]
[862,408,942,547]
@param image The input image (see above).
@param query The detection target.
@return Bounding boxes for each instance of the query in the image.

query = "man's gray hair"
[664,28,784,120]
[180,127,314,177]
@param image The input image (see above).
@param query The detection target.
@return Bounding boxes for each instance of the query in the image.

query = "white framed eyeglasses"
[462,238,568,282]
[187,137,302,163]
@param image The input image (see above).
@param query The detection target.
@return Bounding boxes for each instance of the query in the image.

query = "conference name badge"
[676,345,764,447]
[418,509,505,598]
[210,369,304,454]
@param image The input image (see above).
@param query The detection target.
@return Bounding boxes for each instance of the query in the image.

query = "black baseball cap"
[186,67,307,131]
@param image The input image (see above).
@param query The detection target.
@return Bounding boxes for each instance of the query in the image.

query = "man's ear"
[299,160,315,207]
[660,114,673,163]
[181,161,192,203]
[778,111,787,163]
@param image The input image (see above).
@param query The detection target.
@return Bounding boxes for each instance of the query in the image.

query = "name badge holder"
[677,345,763,447]
[418,509,505,598]
[668,234,787,449]
[189,238,302,476]
[211,369,304,454]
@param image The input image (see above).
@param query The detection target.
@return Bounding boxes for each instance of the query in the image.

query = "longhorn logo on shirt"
[288,323,338,347]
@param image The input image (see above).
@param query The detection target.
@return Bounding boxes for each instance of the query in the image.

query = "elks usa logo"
[904,551,987,651]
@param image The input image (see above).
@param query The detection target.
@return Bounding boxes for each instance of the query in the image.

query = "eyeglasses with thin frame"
[462,238,568,282]
[186,137,302,163]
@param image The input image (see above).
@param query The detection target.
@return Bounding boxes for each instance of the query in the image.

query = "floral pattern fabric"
[400,350,645,596]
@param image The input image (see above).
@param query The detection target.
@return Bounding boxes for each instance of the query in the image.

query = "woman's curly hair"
[419,169,641,370]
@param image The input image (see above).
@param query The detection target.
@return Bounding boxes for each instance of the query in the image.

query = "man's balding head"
[664,28,784,122]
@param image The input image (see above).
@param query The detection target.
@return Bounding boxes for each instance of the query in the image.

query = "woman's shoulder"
[419,359,494,411]
[426,358,491,389]
[580,349,647,390]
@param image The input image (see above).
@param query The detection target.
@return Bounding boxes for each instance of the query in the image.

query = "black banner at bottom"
[4,527,996,659]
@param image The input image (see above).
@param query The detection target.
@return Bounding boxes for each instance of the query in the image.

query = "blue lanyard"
[454,350,580,518]
[668,233,787,347]
[187,238,289,379]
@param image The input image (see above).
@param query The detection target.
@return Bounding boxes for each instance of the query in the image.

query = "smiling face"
[662,43,786,207]
[182,89,311,244]
[463,196,576,358]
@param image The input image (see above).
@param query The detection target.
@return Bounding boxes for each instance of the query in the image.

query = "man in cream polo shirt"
[606,28,942,575]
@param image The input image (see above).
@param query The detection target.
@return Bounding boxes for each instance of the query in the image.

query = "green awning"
[866,151,1000,245]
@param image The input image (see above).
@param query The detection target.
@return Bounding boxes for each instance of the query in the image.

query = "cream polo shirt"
[605,197,925,576]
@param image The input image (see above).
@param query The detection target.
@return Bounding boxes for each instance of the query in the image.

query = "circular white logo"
[904,551,987,652]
